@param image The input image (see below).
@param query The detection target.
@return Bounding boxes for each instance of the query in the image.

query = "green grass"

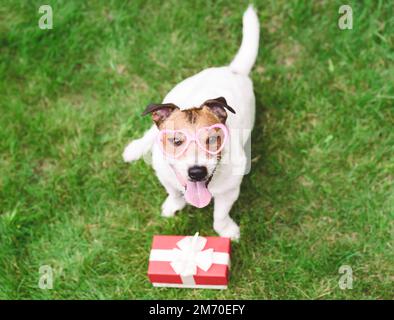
[0,0,393,299]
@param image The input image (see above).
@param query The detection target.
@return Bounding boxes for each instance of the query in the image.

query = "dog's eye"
[206,136,218,145]
[168,137,184,146]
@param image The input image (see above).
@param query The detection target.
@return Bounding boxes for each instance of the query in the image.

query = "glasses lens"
[197,126,226,154]
[159,131,187,157]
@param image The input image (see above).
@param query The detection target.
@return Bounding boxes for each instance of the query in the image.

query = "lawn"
[0,0,393,299]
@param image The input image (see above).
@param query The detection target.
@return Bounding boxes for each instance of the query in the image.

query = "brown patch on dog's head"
[183,108,199,124]
[142,97,235,129]
[161,107,220,131]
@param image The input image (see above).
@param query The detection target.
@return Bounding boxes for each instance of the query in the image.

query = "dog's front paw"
[122,140,144,163]
[161,196,186,218]
[214,219,240,241]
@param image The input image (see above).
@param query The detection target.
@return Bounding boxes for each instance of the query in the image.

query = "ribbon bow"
[170,232,214,276]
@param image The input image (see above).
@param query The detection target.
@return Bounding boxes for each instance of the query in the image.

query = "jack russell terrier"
[123,6,260,240]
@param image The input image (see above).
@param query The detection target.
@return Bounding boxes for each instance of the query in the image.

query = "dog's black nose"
[188,166,208,181]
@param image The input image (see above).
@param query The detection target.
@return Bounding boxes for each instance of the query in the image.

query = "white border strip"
[152,282,227,290]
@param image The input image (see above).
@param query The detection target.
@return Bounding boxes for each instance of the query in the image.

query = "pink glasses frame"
[157,123,229,158]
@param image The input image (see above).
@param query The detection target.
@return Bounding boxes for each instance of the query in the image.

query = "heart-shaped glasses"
[157,123,229,158]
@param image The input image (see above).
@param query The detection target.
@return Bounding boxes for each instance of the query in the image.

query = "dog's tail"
[122,125,157,163]
[229,5,260,76]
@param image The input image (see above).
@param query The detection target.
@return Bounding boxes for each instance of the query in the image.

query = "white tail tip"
[229,5,260,75]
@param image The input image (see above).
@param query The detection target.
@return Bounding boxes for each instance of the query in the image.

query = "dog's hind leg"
[122,125,157,163]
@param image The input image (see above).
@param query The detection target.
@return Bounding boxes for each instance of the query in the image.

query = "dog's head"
[142,97,235,207]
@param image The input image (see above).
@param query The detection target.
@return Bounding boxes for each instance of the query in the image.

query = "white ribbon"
[149,232,230,285]
[170,232,213,276]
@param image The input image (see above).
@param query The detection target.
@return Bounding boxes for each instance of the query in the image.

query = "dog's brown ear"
[202,97,236,123]
[141,103,179,127]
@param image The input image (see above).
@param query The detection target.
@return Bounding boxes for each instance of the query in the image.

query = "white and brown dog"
[123,6,260,240]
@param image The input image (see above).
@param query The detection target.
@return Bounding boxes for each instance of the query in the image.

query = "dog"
[122,6,259,240]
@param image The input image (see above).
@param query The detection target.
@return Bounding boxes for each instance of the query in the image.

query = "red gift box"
[148,233,231,289]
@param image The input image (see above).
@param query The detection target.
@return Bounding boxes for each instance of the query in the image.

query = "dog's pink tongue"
[185,181,212,208]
